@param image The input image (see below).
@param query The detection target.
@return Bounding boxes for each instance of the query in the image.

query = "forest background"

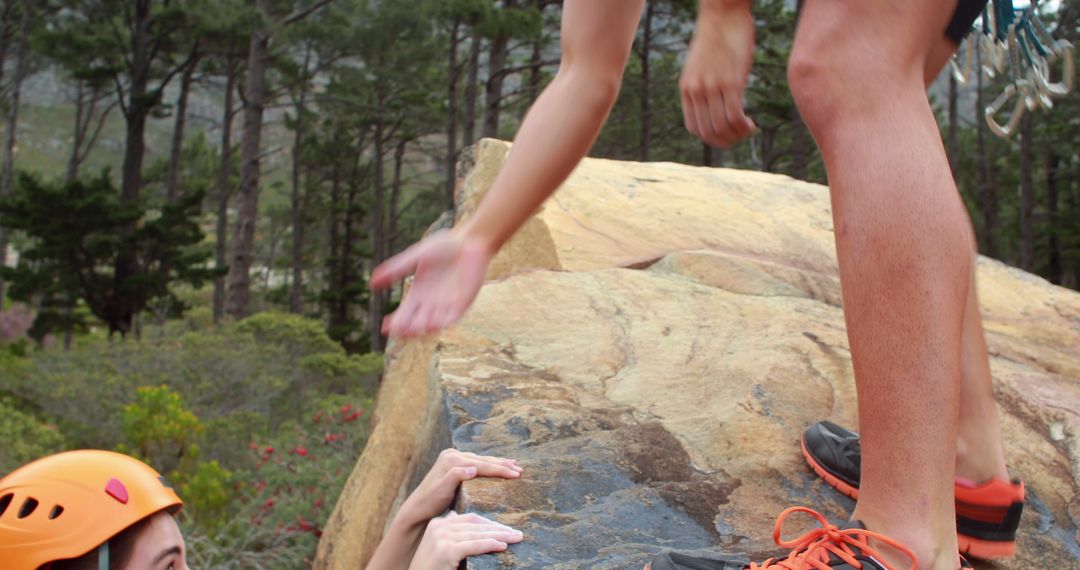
[0,1,1076,567]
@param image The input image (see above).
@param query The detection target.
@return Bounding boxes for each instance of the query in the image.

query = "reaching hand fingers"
[371,244,423,291]
[447,528,525,544]
[385,293,420,337]
[420,513,523,564]
[681,91,699,139]
[452,538,510,559]
[681,80,756,149]
[682,84,730,148]
[440,449,523,478]
[411,302,437,336]
[705,90,738,148]
[722,84,755,141]
[440,466,479,489]
[432,302,455,332]
[691,90,729,148]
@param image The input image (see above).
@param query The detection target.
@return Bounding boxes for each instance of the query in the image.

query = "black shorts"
[946,0,989,45]
[793,0,989,46]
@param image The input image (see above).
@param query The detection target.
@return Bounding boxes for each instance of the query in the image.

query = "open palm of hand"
[372,230,493,338]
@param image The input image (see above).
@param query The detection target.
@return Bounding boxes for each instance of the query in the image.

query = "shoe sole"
[800,437,1017,560]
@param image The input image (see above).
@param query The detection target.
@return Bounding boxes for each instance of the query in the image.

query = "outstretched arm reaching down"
[371,0,645,339]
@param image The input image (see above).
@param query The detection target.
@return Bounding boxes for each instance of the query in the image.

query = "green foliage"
[0,171,219,337]
[178,460,234,534]
[0,397,67,476]
[235,312,342,359]
[0,313,379,566]
[120,385,204,474]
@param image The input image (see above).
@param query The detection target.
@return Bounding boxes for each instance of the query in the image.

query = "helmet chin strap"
[98,542,109,570]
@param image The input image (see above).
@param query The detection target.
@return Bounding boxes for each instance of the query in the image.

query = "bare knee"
[787,42,872,141]
[788,50,836,137]
[788,20,925,142]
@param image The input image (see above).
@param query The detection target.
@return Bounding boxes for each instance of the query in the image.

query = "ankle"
[955,433,1009,483]
[863,533,961,570]
[855,510,958,570]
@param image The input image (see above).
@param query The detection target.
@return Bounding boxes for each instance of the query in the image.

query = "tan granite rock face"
[317,139,1080,569]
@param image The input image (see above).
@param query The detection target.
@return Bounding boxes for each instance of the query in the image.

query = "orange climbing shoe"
[802,421,1025,560]
[643,506,965,570]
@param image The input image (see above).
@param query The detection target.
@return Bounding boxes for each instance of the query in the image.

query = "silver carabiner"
[986,81,1029,138]
[950,39,976,84]
[1032,40,1074,97]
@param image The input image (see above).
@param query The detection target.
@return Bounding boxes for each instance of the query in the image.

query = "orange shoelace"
[747,507,918,570]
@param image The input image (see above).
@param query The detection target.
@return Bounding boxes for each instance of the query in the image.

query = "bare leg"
[790,1,969,568]
[924,42,1010,485]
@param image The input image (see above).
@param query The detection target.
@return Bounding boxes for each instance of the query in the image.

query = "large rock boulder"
[316,139,1080,569]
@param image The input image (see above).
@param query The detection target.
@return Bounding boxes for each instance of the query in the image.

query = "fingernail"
[465,466,477,477]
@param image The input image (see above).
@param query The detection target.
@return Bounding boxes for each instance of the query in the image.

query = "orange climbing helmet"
[0,449,183,570]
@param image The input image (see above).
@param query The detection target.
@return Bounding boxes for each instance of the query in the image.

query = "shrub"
[0,397,67,476]
[185,393,372,569]
[120,385,204,475]
[0,313,381,566]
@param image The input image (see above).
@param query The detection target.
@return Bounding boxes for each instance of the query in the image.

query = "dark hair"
[41,515,153,570]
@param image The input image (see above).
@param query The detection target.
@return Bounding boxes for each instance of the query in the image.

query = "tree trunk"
[975,48,997,258]
[337,152,362,329]
[63,292,75,350]
[1018,113,1035,271]
[214,57,238,324]
[445,19,461,210]
[290,45,313,315]
[1045,151,1061,284]
[112,0,156,336]
[326,162,342,325]
[166,56,198,203]
[67,82,115,185]
[639,1,654,162]
[703,144,724,167]
[790,111,808,180]
[0,0,33,311]
[483,3,512,139]
[524,20,543,112]
[66,81,88,185]
[154,55,199,325]
[337,181,355,329]
[0,4,15,95]
[947,73,959,176]
[226,1,271,319]
[388,140,406,256]
[463,32,481,147]
[333,130,367,331]
[369,106,387,352]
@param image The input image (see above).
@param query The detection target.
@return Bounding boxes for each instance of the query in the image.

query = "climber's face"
[120,511,189,570]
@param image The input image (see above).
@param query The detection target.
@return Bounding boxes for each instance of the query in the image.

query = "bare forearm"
[459,69,618,252]
[364,514,425,570]
[456,0,642,254]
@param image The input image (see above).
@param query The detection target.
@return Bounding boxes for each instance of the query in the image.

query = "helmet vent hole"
[0,493,11,518]
[18,497,38,519]
[49,504,64,519]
